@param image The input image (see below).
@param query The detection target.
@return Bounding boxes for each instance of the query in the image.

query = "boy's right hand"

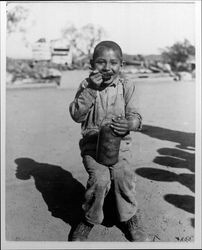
[88,70,103,90]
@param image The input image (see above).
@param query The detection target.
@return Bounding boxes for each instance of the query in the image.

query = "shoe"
[118,214,151,242]
[68,221,94,241]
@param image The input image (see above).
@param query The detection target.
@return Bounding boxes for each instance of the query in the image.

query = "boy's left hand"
[110,117,130,136]
[111,117,140,136]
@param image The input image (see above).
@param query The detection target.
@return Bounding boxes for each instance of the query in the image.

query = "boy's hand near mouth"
[88,69,113,90]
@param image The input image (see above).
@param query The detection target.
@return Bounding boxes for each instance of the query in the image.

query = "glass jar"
[96,118,122,166]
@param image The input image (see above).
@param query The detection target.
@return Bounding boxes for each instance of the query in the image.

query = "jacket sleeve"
[123,79,142,130]
[69,79,97,123]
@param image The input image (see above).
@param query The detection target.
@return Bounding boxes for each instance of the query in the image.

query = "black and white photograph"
[1,0,201,249]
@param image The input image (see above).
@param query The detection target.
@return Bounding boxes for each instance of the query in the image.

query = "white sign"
[32,42,51,61]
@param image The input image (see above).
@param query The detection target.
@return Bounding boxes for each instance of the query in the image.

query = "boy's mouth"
[101,71,114,81]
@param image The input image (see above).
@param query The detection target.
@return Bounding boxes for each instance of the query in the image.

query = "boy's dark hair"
[92,41,123,62]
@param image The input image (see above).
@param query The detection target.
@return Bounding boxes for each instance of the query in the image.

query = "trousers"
[79,133,137,225]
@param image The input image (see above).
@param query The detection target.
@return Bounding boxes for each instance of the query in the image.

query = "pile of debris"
[6,58,63,85]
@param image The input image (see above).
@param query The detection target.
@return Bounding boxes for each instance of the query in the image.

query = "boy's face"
[93,49,122,85]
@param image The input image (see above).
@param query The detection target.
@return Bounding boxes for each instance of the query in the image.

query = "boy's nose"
[104,62,111,71]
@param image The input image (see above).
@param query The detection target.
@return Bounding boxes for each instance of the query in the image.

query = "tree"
[79,24,106,57]
[6,5,33,48]
[161,39,195,71]
[7,5,29,34]
[61,24,78,47]
[61,23,106,59]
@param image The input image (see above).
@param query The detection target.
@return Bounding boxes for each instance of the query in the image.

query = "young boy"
[69,41,150,242]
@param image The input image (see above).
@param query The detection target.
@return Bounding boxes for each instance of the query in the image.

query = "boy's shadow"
[15,158,85,227]
[15,157,116,237]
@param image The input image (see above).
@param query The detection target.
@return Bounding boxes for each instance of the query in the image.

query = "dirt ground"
[5,72,196,243]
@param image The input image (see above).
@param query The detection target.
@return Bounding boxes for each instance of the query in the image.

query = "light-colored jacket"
[69,76,142,137]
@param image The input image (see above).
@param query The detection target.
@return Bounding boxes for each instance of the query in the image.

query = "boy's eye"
[111,61,118,65]
[95,61,118,64]
[95,60,105,64]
